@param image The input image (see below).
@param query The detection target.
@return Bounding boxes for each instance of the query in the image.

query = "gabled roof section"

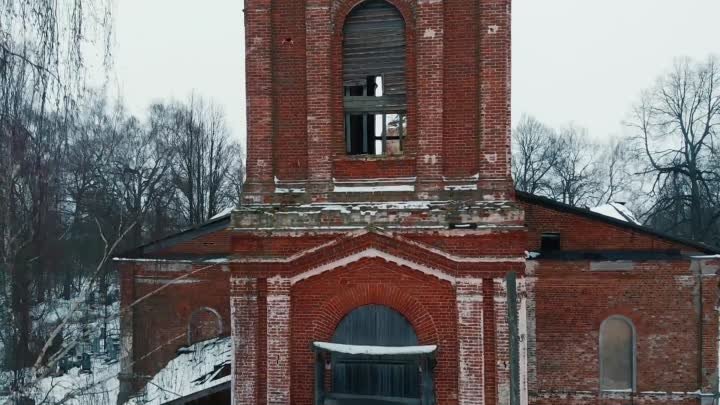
[517,191,719,255]
[117,212,232,258]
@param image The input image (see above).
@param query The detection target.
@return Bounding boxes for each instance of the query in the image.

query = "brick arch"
[312,283,440,346]
[592,308,641,332]
[187,306,223,345]
[329,0,418,158]
[332,0,416,33]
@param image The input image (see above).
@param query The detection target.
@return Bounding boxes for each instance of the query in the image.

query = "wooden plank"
[343,96,407,113]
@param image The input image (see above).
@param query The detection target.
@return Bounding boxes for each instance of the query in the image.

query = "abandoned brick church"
[116,0,720,404]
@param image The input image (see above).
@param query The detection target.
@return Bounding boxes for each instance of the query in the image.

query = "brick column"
[305,0,333,197]
[457,278,485,405]
[494,277,510,405]
[243,0,274,203]
[231,277,259,405]
[524,274,537,399]
[117,264,135,405]
[517,278,529,405]
[415,0,444,196]
[478,0,512,198]
[267,277,291,405]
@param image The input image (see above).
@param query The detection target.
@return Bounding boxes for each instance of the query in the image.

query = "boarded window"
[343,0,407,156]
[331,305,420,398]
[599,316,634,391]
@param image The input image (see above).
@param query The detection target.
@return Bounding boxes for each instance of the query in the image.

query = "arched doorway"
[313,305,436,405]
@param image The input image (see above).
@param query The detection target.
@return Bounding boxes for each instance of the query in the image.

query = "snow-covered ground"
[129,337,231,405]
[1,290,121,405]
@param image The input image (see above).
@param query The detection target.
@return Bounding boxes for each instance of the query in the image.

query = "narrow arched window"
[599,316,635,391]
[343,0,407,156]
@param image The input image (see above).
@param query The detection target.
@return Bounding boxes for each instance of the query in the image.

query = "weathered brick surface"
[116,1,720,404]
[241,0,513,203]
[531,259,715,397]
[231,276,259,405]
[290,258,457,405]
[521,199,696,253]
[457,278,485,405]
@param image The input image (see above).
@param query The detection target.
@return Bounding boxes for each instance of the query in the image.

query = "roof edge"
[115,213,232,258]
[516,190,720,255]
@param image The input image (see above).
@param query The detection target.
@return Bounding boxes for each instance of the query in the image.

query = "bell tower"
[232,2,527,405]
[241,0,514,204]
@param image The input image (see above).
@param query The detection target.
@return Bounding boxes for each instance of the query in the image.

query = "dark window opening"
[343,0,406,156]
[540,232,561,252]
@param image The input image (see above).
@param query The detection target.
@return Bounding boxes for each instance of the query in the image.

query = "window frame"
[598,315,636,393]
[341,0,408,157]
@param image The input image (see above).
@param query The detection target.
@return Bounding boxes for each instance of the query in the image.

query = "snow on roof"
[590,203,640,225]
[209,207,233,220]
[313,342,437,356]
[130,337,231,405]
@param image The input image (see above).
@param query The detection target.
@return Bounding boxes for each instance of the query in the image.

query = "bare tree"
[512,115,560,194]
[592,137,639,206]
[547,125,601,207]
[169,96,243,225]
[629,56,720,241]
[0,0,113,389]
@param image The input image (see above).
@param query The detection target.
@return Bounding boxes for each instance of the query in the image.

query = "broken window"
[599,316,635,392]
[343,0,406,156]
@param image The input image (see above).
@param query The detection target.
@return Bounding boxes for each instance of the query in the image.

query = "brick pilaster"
[478,0,512,197]
[231,277,259,405]
[415,0,444,196]
[457,278,485,405]
[494,277,510,405]
[305,0,333,197]
[267,277,291,405]
[243,0,274,203]
[117,264,136,405]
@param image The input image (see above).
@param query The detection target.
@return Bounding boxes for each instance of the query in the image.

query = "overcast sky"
[112,0,720,145]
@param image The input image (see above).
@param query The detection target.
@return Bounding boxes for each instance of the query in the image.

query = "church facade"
[116,1,720,405]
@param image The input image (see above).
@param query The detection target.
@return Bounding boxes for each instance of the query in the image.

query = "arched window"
[599,316,635,391]
[187,307,223,345]
[331,305,420,398]
[343,0,407,156]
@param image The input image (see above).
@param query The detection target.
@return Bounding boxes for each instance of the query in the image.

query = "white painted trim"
[290,247,456,285]
[229,230,524,265]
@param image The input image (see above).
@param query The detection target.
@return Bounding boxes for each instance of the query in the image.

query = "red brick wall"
[289,258,458,405]
[443,0,479,179]
[125,263,231,380]
[242,0,514,202]
[522,201,694,252]
[530,259,716,404]
[272,0,308,181]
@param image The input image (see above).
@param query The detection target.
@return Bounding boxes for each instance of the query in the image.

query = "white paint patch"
[423,154,438,165]
[334,185,415,193]
[444,184,478,191]
[488,25,499,34]
[423,28,436,39]
[135,277,202,285]
[290,247,456,285]
[314,342,437,355]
